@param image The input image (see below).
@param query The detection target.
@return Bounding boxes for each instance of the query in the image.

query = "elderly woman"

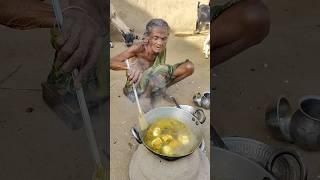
[111,19,194,112]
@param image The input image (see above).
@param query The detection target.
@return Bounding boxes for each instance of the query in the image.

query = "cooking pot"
[265,96,293,142]
[290,95,320,150]
[131,106,206,161]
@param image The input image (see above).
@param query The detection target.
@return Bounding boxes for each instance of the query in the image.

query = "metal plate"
[211,147,276,180]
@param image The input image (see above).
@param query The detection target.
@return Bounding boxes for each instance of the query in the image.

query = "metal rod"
[125,60,143,114]
[51,0,101,166]
[170,96,181,109]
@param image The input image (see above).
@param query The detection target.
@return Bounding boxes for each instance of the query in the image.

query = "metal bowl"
[290,95,320,150]
[265,96,293,142]
[192,92,210,109]
[211,146,276,180]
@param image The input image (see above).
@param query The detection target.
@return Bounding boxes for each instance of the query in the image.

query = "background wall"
[111,0,209,35]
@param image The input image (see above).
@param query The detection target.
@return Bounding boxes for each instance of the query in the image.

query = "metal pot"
[265,96,293,142]
[201,92,210,109]
[131,106,206,161]
[290,95,320,150]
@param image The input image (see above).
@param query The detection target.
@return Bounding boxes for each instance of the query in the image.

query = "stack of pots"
[265,95,320,150]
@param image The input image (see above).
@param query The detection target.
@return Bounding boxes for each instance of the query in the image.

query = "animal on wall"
[110,3,138,47]
[195,1,210,59]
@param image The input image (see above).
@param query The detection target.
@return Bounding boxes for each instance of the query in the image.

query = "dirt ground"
[0,26,107,180]
[213,0,320,179]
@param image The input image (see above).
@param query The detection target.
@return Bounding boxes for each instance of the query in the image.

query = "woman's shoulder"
[128,42,145,54]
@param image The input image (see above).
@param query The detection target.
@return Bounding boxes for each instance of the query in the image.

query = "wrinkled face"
[146,27,169,54]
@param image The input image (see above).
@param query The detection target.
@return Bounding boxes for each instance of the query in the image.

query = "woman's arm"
[110,43,143,71]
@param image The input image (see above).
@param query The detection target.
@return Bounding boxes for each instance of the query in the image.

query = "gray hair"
[144,18,170,36]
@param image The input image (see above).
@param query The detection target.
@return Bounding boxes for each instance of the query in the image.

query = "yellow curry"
[143,118,196,157]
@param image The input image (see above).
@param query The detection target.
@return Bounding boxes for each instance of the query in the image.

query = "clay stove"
[129,144,210,180]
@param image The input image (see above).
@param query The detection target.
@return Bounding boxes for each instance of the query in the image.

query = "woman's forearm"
[110,57,128,71]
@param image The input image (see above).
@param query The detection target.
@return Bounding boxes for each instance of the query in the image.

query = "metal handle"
[193,109,206,124]
[125,60,143,114]
[199,139,206,152]
[170,96,181,109]
[51,0,102,167]
[131,127,142,144]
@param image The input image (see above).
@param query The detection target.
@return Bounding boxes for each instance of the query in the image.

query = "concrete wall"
[111,0,209,34]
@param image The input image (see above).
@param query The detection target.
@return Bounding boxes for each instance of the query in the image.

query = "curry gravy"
[143,118,196,157]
